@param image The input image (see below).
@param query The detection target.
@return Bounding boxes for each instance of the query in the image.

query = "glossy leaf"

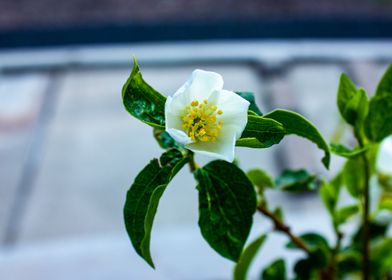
[261,258,286,280]
[122,58,166,128]
[264,109,330,168]
[320,180,338,215]
[153,127,182,149]
[233,234,267,280]
[236,91,263,116]
[237,115,285,148]
[123,149,189,267]
[275,169,318,192]
[195,160,257,261]
[330,143,368,158]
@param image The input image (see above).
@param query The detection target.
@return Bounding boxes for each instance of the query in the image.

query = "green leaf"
[352,221,388,249]
[246,169,274,207]
[264,109,330,169]
[343,157,366,198]
[122,58,166,128]
[365,65,392,142]
[374,64,392,97]
[236,91,263,116]
[320,181,337,215]
[337,73,360,125]
[246,168,274,190]
[123,149,189,268]
[272,207,284,223]
[287,232,329,252]
[371,237,392,277]
[336,250,361,277]
[335,204,359,226]
[288,233,330,273]
[365,94,392,142]
[275,169,318,192]
[261,258,286,280]
[233,234,267,280]
[194,160,257,261]
[320,174,342,215]
[330,143,368,158]
[293,258,318,280]
[153,127,181,149]
[237,115,285,148]
[379,193,392,211]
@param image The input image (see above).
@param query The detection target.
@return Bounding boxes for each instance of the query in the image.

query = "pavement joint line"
[1,41,392,71]
[2,69,64,247]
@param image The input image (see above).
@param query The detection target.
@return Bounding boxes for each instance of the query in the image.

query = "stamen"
[182,99,224,143]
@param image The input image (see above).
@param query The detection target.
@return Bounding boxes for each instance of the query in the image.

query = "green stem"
[356,132,371,280]
[188,152,198,173]
[257,205,311,255]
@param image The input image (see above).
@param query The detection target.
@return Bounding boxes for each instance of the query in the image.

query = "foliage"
[121,59,392,279]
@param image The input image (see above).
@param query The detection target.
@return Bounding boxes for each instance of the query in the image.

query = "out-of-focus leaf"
[352,221,389,249]
[233,234,267,280]
[330,143,368,158]
[320,180,338,215]
[261,258,286,280]
[371,238,392,277]
[246,168,274,190]
[275,169,318,192]
[343,156,366,198]
[335,205,359,226]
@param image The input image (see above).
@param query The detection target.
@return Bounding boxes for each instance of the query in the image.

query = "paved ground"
[0,42,390,279]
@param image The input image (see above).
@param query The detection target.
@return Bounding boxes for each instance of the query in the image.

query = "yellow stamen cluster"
[182,99,223,142]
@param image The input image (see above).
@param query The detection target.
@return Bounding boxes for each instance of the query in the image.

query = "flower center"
[182,99,223,142]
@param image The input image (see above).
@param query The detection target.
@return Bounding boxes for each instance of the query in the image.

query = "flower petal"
[166,128,193,145]
[185,127,237,162]
[211,89,250,138]
[186,69,224,101]
[165,96,184,131]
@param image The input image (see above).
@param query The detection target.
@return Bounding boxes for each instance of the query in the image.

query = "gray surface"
[0,73,49,242]
[0,44,390,279]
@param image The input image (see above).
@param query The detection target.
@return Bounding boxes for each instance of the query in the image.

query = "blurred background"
[1,1,392,279]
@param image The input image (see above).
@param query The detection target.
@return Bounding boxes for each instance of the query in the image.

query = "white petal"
[212,89,250,139]
[166,128,193,145]
[165,96,184,131]
[186,69,224,101]
[378,136,392,174]
[185,127,237,162]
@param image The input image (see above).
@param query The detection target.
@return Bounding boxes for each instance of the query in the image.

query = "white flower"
[378,136,392,174]
[165,69,250,162]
